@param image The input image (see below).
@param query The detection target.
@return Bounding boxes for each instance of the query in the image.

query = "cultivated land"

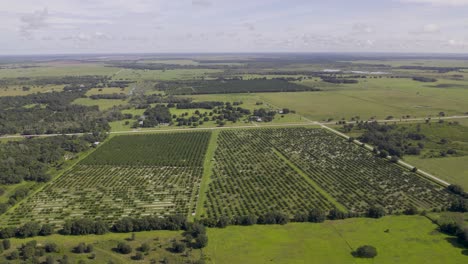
[203,128,450,219]
[1,54,468,262]
[2,132,211,226]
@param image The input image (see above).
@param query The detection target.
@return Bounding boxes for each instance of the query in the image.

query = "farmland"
[2,132,211,226]
[202,128,451,219]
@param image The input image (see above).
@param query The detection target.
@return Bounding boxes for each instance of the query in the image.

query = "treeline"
[156,79,319,95]
[89,93,127,100]
[0,91,111,135]
[321,76,359,84]
[0,134,106,185]
[412,76,438,82]
[140,105,172,127]
[400,66,465,73]
[176,101,224,109]
[357,122,426,157]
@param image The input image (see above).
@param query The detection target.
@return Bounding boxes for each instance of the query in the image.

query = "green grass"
[259,78,468,121]
[0,63,117,78]
[206,215,468,264]
[72,98,129,110]
[404,156,468,190]
[0,84,63,97]
[194,130,219,219]
[4,230,202,264]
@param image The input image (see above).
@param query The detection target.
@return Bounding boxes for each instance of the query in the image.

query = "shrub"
[2,239,10,250]
[354,245,377,258]
[116,242,132,254]
[308,208,326,223]
[172,241,186,253]
[367,206,386,218]
[45,242,59,253]
[194,234,208,249]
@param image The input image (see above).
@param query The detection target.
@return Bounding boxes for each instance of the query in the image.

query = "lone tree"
[367,206,386,218]
[354,245,377,258]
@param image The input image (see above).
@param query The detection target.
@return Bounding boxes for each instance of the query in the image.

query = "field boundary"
[271,147,348,212]
[193,130,219,220]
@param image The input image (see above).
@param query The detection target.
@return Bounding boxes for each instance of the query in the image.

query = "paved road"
[317,122,451,187]
[319,115,468,125]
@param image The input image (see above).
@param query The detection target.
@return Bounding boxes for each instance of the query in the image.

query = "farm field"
[0,63,117,78]
[2,132,211,226]
[206,215,468,264]
[404,156,468,190]
[72,97,129,110]
[202,128,451,219]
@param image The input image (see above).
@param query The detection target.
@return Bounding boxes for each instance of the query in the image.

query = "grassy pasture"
[0,63,117,78]
[4,230,202,264]
[0,84,63,97]
[72,97,129,110]
[206,215,468,264]
[405,156,468,190]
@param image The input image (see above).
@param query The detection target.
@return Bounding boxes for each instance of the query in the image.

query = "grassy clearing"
[206,215,467,264]
[194,130,219,220]
[4,230,202,264]
[0,63,116,78]
[0,84,63,97]
[404,156,468,190]
[72,97,129,110]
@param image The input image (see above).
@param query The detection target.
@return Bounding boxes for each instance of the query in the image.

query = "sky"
[1,0,468,54]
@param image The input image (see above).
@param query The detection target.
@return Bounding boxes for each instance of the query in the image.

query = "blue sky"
[1,0,468,54]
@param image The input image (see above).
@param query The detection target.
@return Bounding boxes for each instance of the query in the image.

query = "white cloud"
[20,8,49,37]
[423,23,440,33]
[400,0,468,6]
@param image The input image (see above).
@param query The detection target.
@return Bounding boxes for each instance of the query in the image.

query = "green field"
[405,156,468,190]
[206,215,467,264]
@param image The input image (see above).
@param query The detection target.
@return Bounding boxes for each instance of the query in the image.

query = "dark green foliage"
[448,184,465,196]
[73,243,86,254]
[194,234,208,249]
[46,255,55,264]
[158,79,317,95]
[258,211,289,225]
[403,205,419,215]
[142,105,172,127]
[367,206,386,218]
[81,132,211,166]
[16,221,41,238]
[216,216,231,228]
[133,252,144,260]
[0,135,94,185]
[412,76,437,82]
[172,241,186,253]
[0,90,110,136]
[45,242,58,253]
[449,198,468,212]
[139,242,150,252]
[308,208,326,223]
[40,224,54,236]
[112,215,187,232]
[328,209,347,220]
[2,239,10,250]
[354,245,377,258]
[116,242,132,254]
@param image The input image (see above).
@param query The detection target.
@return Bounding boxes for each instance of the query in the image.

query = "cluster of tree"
[449,197,468,212]
[140,105,172,127]
[176,101,224,109]
[156,79,318,95]
[89,93,127,100]
[112,214,187,232]
[199,206,387,228]
[353,245,378,258]
[183,223,209,249]
[0,91,110,135]
[253,108,277,122]
[61,218,109,235]
[0,135,98,185]
[412,76,438,82]
[1,75,108,87]
[357,122,426,157]
[73,242,94,254]
[320,76,359,84]
[399,65,465,73]
[0,221,54,239]
[439,219,468,247]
